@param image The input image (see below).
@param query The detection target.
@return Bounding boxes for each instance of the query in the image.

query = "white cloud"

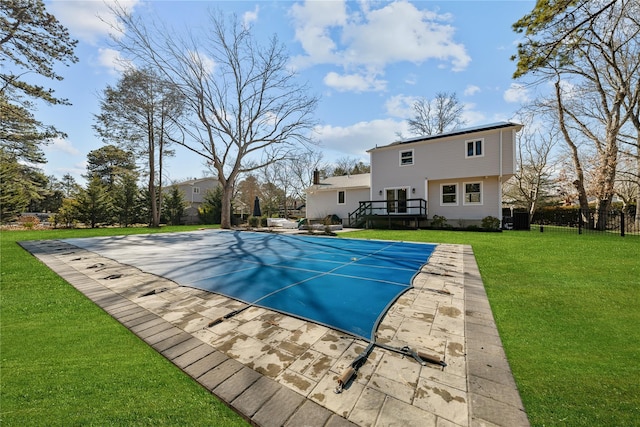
[323,72,386,92]
[290,0,470,92]
[384,94,417,119]
[504,83,530,104]
[315,118,408,157]
[460,103,486,126]
[44,137,81,156]
[464,85,481,96]
[50,0,140,45]
[243,5,259,28]
[95,48,130,75]
[289,0,347,68]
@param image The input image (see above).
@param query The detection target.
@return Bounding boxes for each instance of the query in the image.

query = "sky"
[36,0,536,184]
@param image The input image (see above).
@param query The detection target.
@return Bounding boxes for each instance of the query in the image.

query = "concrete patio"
[20,230,528,426]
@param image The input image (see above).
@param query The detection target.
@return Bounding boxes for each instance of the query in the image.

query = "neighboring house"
[169,177,220,224]
[305,122,523,228]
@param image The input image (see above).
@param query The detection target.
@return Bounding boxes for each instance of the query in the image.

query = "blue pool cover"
[63,230,436,340]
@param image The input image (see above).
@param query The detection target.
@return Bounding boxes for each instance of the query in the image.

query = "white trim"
[440,183,458,206]
[385,186,410,213]
[337,190,346,205]
[399,149,414,166]
[463,181,483,205]
[465,138,484,158]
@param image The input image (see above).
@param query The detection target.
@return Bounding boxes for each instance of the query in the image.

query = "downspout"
[498,130,503,223]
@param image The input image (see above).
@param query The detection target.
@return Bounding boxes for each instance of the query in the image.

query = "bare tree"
[108,6,318,228]
[503,114,559,222]
[407,92,466,136]
[330,156,370,176]
[515,1,640,229]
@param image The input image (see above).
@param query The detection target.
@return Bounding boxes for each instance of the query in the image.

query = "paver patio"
[19,230,529,426]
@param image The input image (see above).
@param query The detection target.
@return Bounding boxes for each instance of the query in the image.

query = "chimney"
[313,169,320,185]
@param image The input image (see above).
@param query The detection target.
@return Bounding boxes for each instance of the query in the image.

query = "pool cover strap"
[335,341,446,393]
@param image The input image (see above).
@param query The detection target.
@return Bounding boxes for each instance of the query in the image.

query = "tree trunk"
[220,181,234,229]
[555,80,590,224]
[148,119,160,228]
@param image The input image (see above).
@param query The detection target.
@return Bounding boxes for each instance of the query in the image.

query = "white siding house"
[305,174,371,223]
[305,122,523,228]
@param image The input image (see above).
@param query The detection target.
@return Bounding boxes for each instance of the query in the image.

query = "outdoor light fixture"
[379,190,383,195]
[412,188,415,194]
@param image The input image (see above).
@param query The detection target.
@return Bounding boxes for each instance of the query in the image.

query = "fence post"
[620,212,625,237]
[578,214,583,235]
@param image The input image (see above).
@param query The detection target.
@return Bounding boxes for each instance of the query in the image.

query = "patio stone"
[21,234,529,427]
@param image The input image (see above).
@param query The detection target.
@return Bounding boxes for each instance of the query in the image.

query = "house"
[305,173,371,222]
[305,122,523,228]
[168,177,220,224]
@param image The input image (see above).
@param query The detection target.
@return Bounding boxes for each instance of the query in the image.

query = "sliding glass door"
[386,188,408,213]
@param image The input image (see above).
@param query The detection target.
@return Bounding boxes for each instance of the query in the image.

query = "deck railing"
[348,199,427,228]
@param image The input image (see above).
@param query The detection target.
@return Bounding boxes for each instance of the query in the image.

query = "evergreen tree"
[76,177,113,228]
[199,186,223,225]
[114,173,140,227]
[162,185,186,225]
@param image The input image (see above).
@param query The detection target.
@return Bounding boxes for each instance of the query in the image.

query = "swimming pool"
[63,230,436,340]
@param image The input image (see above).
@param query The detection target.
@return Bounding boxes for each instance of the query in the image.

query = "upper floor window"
[441,183,458,205]
[466,139,483,158]
[192,186,200,194]
[400,149,414,166]
[337,190,345,204]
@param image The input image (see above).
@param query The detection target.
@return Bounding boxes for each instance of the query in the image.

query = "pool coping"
[19,233,529,427]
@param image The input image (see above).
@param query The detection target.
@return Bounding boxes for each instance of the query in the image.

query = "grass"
[1,226,249,427]
[2,226,638,426]
[345,229,640,426]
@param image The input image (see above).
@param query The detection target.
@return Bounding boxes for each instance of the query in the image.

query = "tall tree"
[0,0,78,105]
[94,67,184,227]
[109,6,319,228]
[1,0,77,222]
[513,0,640,229]
[60,173,80,198]
[512,0,618,78]
[407,92,466,136]
[85,145,137,191]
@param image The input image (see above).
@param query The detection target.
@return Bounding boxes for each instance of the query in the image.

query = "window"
[466,139,483,157]
[337,190,345,204]
[441,184,457,205]
[192,187,200,194]
[400,149,414,166]
[464,182,482,205]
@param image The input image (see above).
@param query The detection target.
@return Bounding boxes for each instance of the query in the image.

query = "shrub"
[481,216,501,230]
[431,215,448,229]
[18,215,40,229]
[248,216,260,227]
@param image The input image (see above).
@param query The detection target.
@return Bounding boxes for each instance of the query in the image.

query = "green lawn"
[2,227,638,426]
[1,226,249,427]
[346,229,640,426]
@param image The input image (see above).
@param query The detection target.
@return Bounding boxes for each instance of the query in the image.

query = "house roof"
[172,177,219,186]
[307,173,371,192]
[368,121,523,152]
